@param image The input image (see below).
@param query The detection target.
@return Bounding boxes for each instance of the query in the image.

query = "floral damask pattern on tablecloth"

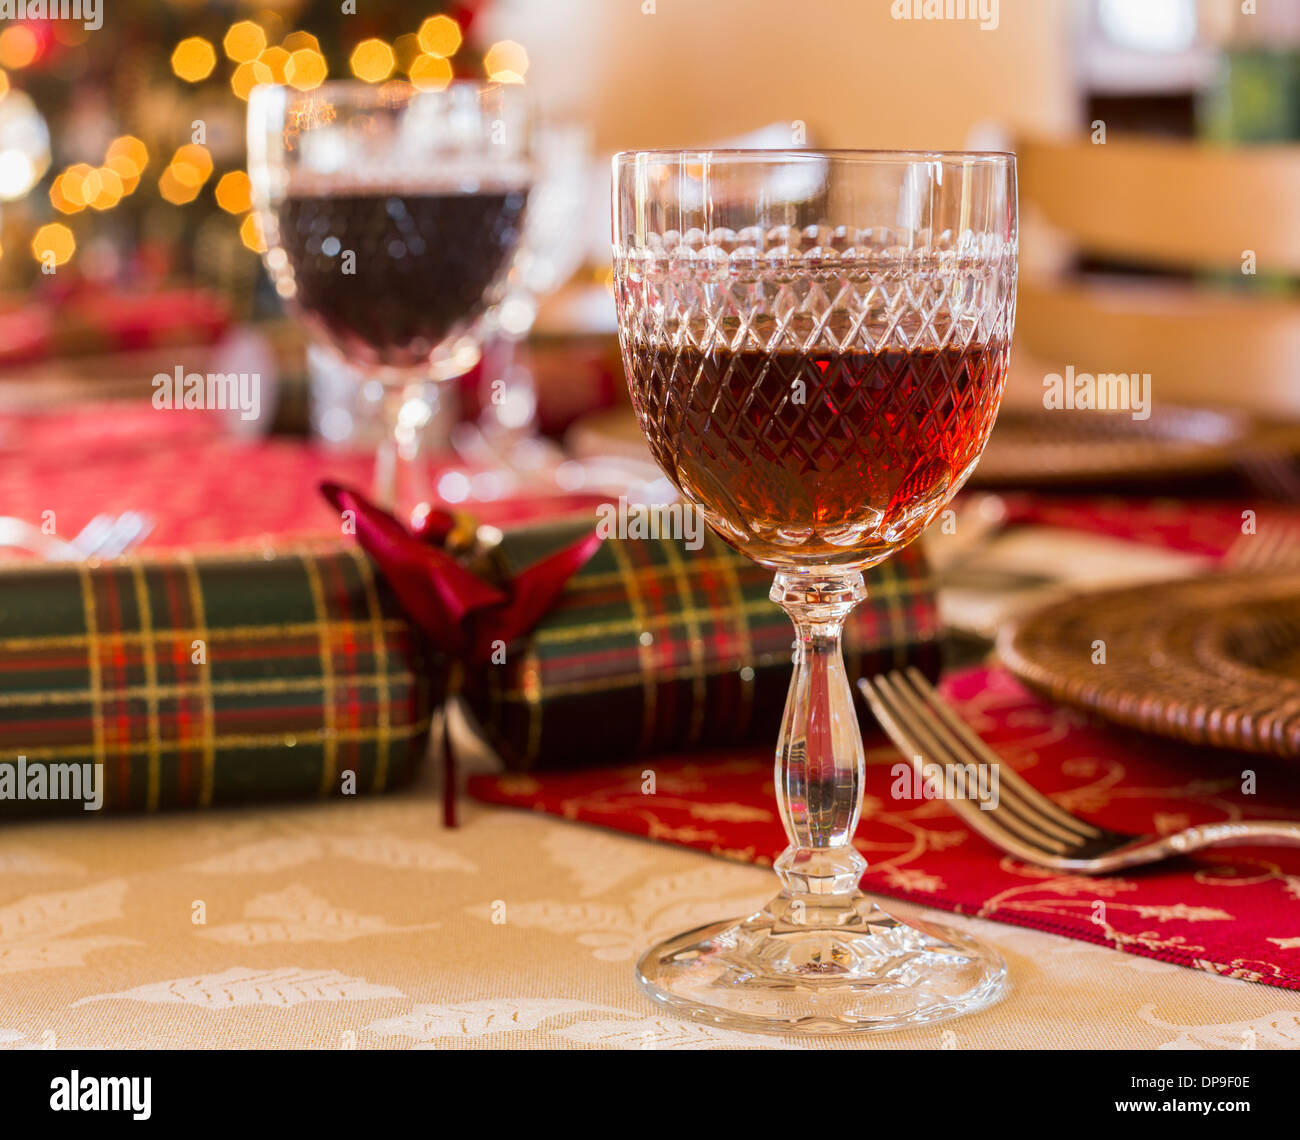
[0,783,1297,1049]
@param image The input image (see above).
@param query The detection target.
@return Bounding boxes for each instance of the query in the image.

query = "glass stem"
[770,571,870,918]
[373,381,435,525]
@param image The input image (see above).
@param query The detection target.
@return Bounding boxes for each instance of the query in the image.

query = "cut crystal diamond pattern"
[615,227,1016,569]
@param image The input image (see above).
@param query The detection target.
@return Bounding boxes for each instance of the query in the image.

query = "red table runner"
[469,664,1300,990]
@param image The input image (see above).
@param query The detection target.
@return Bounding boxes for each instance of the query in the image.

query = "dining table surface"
[2,404,1300,1050]
[3,766,1298,1051]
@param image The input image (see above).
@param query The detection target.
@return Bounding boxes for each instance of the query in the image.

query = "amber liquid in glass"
[626,341,1008,568]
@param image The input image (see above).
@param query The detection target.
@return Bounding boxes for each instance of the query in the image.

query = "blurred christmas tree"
[2,0,500,309]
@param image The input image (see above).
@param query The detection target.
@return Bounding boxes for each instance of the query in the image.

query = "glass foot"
[635,894,1006,1036]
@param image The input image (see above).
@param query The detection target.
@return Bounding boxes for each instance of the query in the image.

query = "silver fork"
[858,667,1300,873]
[72,511,154,559]
[0,511,154,561]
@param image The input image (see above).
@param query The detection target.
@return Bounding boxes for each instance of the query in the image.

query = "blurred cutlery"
[1224,520,1300,573]
[1239,450,1300,504]
[0,517,79,560]
[0,511,154,561]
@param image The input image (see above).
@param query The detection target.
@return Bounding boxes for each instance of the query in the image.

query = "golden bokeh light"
[230,58,274,100]
[223,21,267,63]
[160,144,213,204]
[215,170,252,214]
[259,45,290,83]
[171,37,217,82]
[409,53,453,92]
[418,15,462,58]
[350,38,395,83]
[79,166,102,201]
[87,166,124,210]
[240,213,266,253]
[170,163,203,189]
[32,223,74,266]
[49,176,72,213]
[50,171,83,214]
[0,69,12,101]
[0,26,39,70]
[173,143,214,181]
[105,154,141,193]
[56,163,96,211]
[284,48,327,91]
[105,137,148,193]
[282,31,321,53]
[483,40,529,84]
[159,165,200,205]
[107,135,148,170]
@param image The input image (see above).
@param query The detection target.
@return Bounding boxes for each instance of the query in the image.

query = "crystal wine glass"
[612,149,1017,1033]
[248,80,531,521]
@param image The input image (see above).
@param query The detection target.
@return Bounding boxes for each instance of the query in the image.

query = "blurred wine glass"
[456,122,594,480]
[248,79,532,523]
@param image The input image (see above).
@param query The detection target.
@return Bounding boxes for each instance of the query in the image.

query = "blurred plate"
[999,571,1300,759]
[970,405,1250,486]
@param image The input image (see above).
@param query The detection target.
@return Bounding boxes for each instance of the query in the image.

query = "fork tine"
[1252,525,1281,571]
[1225,530,1251,570]
[102,513,145,559]
[1277,526,1300,570]
[864,674,1076,857]
[1241,454,1298,503]
[1242,456,1272,500]
[1257,525,1285,570]
[882,672,1089,850]
[73,514,113,558]
[903,668,1103,839]
[1259,454,1300,502]
[869,675,1082,858]
[860,676,1013,837]
[1233,520,1300,573]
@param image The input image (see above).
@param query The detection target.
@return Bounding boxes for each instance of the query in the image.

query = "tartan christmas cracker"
[0,486,942,818]
[0,544,434,816]
[324,483,944,819]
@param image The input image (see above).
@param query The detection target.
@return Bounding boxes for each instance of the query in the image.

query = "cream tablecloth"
[1,758,1297,1051]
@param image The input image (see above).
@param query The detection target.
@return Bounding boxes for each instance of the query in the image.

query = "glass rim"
[613,147,1015,166]
[251,77,521,104]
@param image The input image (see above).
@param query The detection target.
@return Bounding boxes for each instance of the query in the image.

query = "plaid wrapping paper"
[0,545,435,816]
[0,506,940,813]
[462,515,942,770]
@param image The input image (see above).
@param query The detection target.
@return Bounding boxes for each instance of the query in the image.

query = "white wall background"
[480,0,1078,152]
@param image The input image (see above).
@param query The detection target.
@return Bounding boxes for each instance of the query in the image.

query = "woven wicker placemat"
[998,571,1300,758]
[970,405,1249,486]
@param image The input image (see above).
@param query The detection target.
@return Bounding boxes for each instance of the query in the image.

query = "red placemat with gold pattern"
[469,664,1300,990]
[995,493,1295,557]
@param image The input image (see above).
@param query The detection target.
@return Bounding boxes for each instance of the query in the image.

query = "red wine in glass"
[278,187,529,371]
